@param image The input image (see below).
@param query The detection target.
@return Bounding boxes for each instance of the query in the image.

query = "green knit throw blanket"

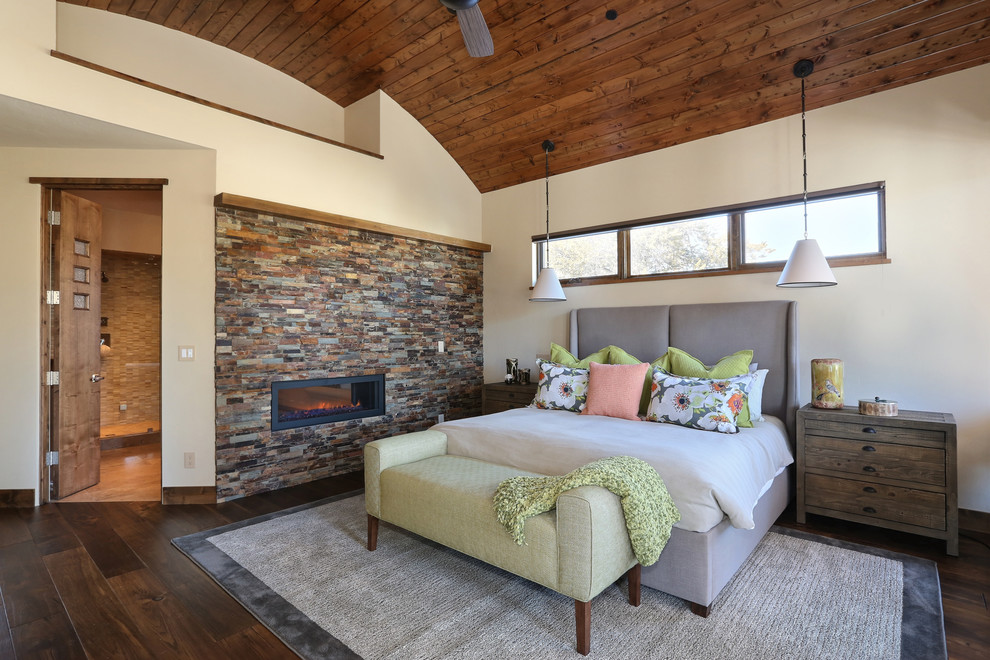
[492,456,681,566]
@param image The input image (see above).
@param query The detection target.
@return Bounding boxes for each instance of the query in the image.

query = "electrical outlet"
[438,413,445,423]
[183,452,195,469]
[119,403,127,411]
[438,340,445,353]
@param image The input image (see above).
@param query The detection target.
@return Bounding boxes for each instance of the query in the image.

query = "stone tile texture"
[215,208,484,501]
[98,251,161,430]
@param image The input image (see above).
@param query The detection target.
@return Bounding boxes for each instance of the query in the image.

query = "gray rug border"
[172,492,946,660]
[172,490,363,660]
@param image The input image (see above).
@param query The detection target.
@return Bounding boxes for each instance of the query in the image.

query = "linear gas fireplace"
[271,374,385,431]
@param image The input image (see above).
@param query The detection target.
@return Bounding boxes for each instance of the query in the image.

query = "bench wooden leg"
[574,600,590,655]
[689,601,711,617]
[367,514,378,551]
[627,564,641,607]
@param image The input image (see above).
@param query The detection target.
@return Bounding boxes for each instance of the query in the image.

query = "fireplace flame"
[312,399,362,411]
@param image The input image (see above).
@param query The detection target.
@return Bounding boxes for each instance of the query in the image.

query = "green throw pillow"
[550,342,610,369]
[605,345,642,365]
[666,347,754,427]
[601,345,670,415]
[603,345,650,414]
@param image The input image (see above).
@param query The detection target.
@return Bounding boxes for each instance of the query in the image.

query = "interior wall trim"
[49,50,383,161]
[0,489,34,508]
[959,508,990,534]
[28,177,167,188]
[214,193,492,253]
[162,486,216,505]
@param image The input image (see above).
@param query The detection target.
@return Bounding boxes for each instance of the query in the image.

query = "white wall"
[55,3,346,143]
[0,1,482,241]
[482,64,990,513]
[0,0,482,503]
[0,146,218,497]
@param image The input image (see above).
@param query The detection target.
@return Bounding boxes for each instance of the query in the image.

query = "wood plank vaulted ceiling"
[69,0,990,193]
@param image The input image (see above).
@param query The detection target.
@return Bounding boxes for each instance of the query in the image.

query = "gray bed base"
[568,300,799,614]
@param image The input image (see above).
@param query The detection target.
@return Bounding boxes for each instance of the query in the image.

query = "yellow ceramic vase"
[811,358,844,409]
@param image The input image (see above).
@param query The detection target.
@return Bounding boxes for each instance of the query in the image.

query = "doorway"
[37,180,165,503]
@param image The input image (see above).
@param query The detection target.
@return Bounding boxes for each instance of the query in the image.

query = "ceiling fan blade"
[456,4,493,57]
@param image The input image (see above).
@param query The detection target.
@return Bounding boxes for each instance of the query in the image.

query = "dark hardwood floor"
[1,472,986,659]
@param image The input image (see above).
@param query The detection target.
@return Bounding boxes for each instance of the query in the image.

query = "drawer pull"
[861,445,876,452]
[862,466,876,473]
[863,486,877,493]
[862,427,878,434]
[863,507,877,514]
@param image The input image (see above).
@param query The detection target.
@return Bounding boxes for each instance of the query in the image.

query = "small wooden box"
[858,398,898,416]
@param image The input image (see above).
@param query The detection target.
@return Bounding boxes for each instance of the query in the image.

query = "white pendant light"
[777,59,837,288]
[530,139,567,302]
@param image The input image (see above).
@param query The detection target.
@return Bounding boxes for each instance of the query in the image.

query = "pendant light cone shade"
[531,267,566,301]
[530,139,566,301]
[777,59,837,289]
[776,238,837,287]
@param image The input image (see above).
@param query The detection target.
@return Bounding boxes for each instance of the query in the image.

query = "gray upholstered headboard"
[569,300,799,443]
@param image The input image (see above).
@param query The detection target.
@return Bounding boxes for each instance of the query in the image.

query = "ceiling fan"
[440,0,494,57]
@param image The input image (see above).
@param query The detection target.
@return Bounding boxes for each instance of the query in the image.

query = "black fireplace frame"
[271,374,386,431]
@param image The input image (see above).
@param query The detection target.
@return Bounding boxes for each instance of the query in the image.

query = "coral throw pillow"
[582,362,650,421]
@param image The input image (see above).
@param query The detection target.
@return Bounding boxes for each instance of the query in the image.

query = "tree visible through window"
[629,215,728,275]
[533,183,886,285]
[546,232,617,279]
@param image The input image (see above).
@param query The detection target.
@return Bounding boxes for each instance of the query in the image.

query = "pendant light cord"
[544,142,552,268]
[801,74,809,240]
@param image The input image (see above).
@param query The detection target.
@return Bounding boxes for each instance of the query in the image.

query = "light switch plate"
[178,346,195,361]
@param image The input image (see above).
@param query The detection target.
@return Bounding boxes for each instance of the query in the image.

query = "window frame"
[533,182,889,287]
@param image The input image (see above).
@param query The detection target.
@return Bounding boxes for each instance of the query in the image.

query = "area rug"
[173,492,946,659]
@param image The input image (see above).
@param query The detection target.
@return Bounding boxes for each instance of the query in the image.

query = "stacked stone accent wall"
[215,207,484,501]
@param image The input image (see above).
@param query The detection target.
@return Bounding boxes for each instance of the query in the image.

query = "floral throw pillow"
[646,368,753,434]
[532,359,589,413]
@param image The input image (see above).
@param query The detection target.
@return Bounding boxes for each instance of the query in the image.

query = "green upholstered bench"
[364,430,641,655]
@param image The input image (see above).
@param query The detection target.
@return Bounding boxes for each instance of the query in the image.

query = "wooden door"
[51,191,103,498]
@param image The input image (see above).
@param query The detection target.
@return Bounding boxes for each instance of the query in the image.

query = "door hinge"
[46,290,60,305]
[48,210,61,226]
[46,371,60,386]
[45,451,59,466]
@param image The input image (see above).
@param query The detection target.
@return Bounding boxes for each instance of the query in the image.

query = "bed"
[435,300,799,615]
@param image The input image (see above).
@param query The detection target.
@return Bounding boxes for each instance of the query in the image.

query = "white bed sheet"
[433,407,794,533]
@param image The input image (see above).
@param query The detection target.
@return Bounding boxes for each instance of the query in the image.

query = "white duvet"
[432,407,794,533]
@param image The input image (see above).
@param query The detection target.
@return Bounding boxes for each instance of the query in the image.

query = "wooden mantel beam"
[214,193,491,253]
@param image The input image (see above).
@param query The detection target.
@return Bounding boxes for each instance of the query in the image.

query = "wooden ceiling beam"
[190,0,243,41]
[77,0,990,192]
[420,0,874,141]
[306,5,450,95]
[442,3,987,163]
[404,0,795,126]
[223,1,287,53]
[265,0,400,72]
[470,42,990,192]
[356,0,621,108]
[209,0,271,46]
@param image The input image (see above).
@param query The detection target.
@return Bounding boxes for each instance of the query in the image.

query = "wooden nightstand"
[482,382,537,415]
[796,404,958,555]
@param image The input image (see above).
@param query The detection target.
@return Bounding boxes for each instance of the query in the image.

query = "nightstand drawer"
[804,435,945,486]
[804,418,944,446]
[486,387,535,404]
[482,383,538,415]
[804,473,946,530]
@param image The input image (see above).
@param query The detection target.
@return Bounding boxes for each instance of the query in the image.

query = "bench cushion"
[380,455,561,592]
